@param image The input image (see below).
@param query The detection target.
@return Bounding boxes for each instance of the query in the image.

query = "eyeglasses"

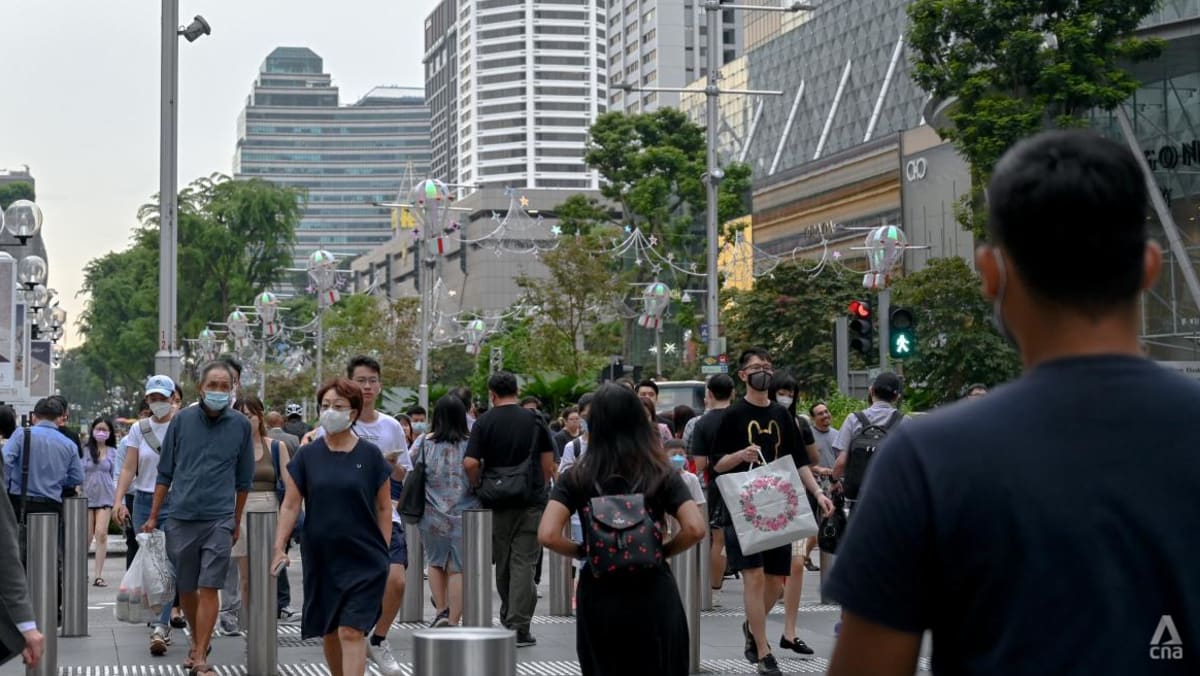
[353,378,381,386]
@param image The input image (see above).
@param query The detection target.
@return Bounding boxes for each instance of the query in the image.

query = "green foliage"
[890,258,1021,408]
[0,181,35,209]
[378,385,452,415]
[54,348,108,417]
[723,264,867,396]
[77,175,303,391]
[808,390,870,430]
[519,373,595,417]
[907,0,1162,238]
[516,233,622,378]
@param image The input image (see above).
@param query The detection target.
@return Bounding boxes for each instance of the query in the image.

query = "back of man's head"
[987,130,1149,316]
[34,397,64,420]
[487,372,518,399]
[707,373,735,402]
[265,411,284,429]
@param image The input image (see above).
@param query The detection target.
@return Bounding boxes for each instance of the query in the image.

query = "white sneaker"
[368,639,402,676]
[711,589,723,608]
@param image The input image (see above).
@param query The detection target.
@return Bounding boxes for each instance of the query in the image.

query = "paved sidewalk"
[1,550,927,676]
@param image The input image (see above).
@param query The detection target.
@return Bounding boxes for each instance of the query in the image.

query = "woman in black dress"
[538,384,706,676]
[274,378,392,676]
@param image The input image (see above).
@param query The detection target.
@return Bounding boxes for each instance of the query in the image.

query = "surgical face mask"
[990,249,1020,349]
[580,419,589,435]
[412,421,428,434]
[747,370,772,392]
[320,408,354,435]
[149,401,173,419]
[203,391,231,411]
[776,396,794,409]
[93,430,110,442]
[669,454,687,471]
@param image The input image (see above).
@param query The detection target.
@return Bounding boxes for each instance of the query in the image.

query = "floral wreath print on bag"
[737,448,801,534]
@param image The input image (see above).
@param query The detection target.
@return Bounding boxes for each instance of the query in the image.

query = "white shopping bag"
[135,530,175,613]
[717,453,817,556]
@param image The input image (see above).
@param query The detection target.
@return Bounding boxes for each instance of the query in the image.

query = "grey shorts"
[165,517,235,593]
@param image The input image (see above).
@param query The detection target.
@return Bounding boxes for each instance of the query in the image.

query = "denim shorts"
[390,521,409,567]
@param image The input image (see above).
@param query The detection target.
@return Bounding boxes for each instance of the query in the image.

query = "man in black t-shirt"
[685,373,735,595]
[464,372,556,648]
[710,349,833,675]
[825,130,1200,675]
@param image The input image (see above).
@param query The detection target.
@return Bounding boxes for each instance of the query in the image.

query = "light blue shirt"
[3,421,84,502]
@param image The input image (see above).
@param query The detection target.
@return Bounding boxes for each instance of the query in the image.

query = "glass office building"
[234,47,432,275]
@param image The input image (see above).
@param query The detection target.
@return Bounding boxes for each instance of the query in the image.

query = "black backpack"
[818,491,847,553]
[842,410,903,501]
[580,480,664,579]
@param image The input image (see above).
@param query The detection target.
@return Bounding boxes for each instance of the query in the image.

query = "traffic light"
[848,300,873,356]
[889,307,916,359]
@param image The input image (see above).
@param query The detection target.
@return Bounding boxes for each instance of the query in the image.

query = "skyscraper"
[606,0,743,113]
[233,47,432,273]
[425,0,460,187]
[442,0,606,192]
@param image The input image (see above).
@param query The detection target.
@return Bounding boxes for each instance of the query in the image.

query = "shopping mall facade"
[732,0,1200,360]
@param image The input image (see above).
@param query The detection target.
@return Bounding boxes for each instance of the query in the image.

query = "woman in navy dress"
[274,378,392,676]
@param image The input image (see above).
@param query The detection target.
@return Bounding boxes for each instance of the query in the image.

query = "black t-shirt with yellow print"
[710,396,805,478]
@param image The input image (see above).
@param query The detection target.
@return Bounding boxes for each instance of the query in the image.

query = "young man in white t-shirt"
[305,356,411,676]
[113,375,181,657]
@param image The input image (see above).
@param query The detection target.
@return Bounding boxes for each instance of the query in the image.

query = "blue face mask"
[580,419,589,435]
[670,454,687,471]
[412,421,428,434]
[203,391,231,411]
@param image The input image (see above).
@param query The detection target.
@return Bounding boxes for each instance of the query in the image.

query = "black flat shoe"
[743,621,758,664]
[780,635,815,655]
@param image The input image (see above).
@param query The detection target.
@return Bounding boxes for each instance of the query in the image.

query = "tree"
[890,257,1021,408]
[554,109,753,362]
[0,181,35,209]
[53,348,108,417]
[723,264,867,396]
[515,234,621,378]
[907,0,1161,238]
[77,175,303,390]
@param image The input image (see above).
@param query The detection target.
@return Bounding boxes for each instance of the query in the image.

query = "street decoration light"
[254,291,280,338]
[307,249,340,385]
[3,200,43,245]
[18,255,46,289]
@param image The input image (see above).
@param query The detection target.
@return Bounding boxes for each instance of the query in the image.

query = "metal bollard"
[27,513,58,676]
[698,503,712,611]
[548,523,572,616]
[412,628,515,675]
[401,522,425,622]
[819,549,835,604]
[462,509,493,628]
[672,534,701,673]
[61,497,88,637]
[247,511,278,676]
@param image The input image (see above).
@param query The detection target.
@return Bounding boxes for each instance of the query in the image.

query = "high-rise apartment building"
[447,0,606,191]
[233,47,432,271]
[606,0,743,113]
[425,0,460,187]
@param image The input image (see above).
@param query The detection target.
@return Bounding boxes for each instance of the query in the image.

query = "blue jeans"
[133,491,174,629]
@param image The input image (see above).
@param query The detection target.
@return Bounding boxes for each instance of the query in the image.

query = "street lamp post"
[307,251,339,387]
[156,2,210,383]
[617,1,807,359]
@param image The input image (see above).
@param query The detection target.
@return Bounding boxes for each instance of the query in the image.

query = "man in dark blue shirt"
[825,130,1200,674]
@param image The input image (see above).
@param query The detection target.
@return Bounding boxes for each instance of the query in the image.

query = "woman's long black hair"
[430,394,469,445]
[572,384,670,495]
[87,417,117,464]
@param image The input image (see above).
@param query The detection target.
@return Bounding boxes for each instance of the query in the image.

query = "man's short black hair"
[520,395,542,409]
[577,392,594,413]
[0,405,16,439]
[487,372,518,398]
[450,386,473,411]
[706,373,735,401]
[34,397,64,420]
[739,347,772,369]
[405,405,426,417]
[988,129,1149,315]
[636,379,659,395]
[347,355,382,378]
[49,394,68,410]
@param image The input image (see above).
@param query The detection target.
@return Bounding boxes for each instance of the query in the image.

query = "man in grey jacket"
[0,464,44,667]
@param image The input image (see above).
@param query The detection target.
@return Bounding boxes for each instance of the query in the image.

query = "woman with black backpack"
[538,384,706,676]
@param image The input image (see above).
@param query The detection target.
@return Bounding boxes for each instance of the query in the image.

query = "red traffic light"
[848,300,871,318]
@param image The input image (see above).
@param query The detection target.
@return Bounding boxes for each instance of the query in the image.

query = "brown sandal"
[188,664,217,676]
[93,578,107,587]
[183,645,212,669]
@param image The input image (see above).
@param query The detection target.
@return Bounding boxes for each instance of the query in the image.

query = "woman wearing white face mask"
[273,378,392,676]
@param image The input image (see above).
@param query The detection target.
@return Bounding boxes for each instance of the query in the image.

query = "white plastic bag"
[115,549,157,624]
[136,530,175,613]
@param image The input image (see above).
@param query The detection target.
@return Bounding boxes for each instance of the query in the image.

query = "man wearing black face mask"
[710,348,833,675]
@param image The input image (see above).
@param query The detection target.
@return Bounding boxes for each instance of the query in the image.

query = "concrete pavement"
[1,548,930,675]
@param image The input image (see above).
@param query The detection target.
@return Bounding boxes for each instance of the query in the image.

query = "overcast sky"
[0,0,442,349]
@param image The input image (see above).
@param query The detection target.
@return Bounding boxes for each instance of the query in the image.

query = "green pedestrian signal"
[889,308,916,360]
